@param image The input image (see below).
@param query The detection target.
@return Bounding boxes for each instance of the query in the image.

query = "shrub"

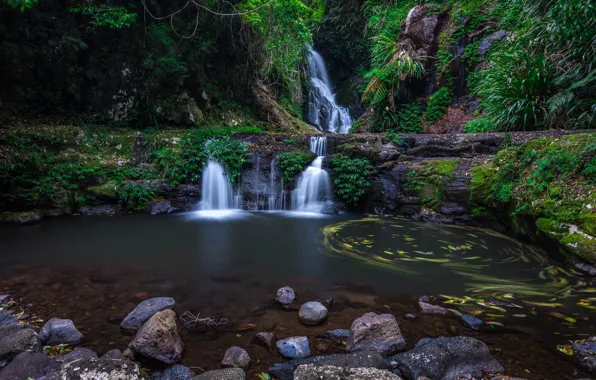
[329,155,374,206]
[425,87,452,124]
[464,117,494,133]
[277,152,316,182]
[118,183,156,211]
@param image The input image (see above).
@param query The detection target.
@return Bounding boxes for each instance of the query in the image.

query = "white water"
[268,157,286,211]
[200,160,235,211]
[306,47,352,134]
[291,137,333,214]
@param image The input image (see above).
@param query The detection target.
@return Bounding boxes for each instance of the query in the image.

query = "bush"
[118,183,156,211]
[464,117,494,133]
[425,87,452,124]
[277,152,316,182]
[329,155,374,206]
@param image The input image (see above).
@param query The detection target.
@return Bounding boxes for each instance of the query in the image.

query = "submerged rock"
[459,314,484,330]
[346,313,405,355]
[55,357,143,379]
[148,200,177,216]
[121,297,176,332]
[299,302,328,325]
[275,286,296,308]
[323,329,350,342]
[59,348,98,363]
[102,349,123,360]
[0,211,42,225]
[396,336,504,379]
[192,368,245,380]
[254,332,275,352]
[418,302,448,315]
[0,352,59,379]
[294,364,402,380]
[0,311,18,327]
[222,346,251,369]
[151,364,196,380]
[572,337,596,374]
[39,318,84,346]
[129,309,182,364]
[277,337,311,359]
[0,328,41,367]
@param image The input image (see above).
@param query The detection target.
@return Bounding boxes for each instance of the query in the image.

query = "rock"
[406,15,439,48]
[269,351,392,380]
[276,337,311,359]
[121,297,176,332]
[156,92,203,125]
[0,328,41,367]
[404,314,416,320]
[151,364,196,380]
[418,295,431,303]
[254,332,275,352]
[0,311,18,327]
[102,349,123,360]
[122,348,135,361]
[396,336,504,379]
[53,358,143,379]
[39,318,84,346]
[0,295,11,304]
[129,309,182,364]
[59,348,98,363]
[315,342,330,353]
[0,352,60,380]
[192,368,246,380]
[0,211,42,225]
[78,204,119,215]
[572,337,596,374]
[405,5,427,29]
[87,181,119,200]
[479,30,509,57]
[346,313,405,356]
[0,323,27,340]
[459,314,484,330]
[275,286,295,308]
[222,346,251,369]
[324,298,336,307]
[299,302,328,326]
[418,302,448,315]
[294,364,402,380]
[148,200,177,216]
[323,329,350,342]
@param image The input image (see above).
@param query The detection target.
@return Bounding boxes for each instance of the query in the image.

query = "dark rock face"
[59,348,98,363]
[299,302,328,326]
[396,336,504,379]
[0,323,27,340]
[192,368,246,380]
[0,211,42,225]
[346,313,405,356]
[0,311,18,327]
[275,286,296,308]
[0,328,41,367]
[572,338,596,374]
[0,352,60,380]
[221,346,251,369]
[323,329,350,342]
[276,337,311,359]
[129,309,183,364]
[55,358,143,379]
[407,15,439,48]
[479,30,509,57]
[121,297,176,332]
[294,364,402,380]
[151,364,196,380]
[148,200,177,216]
[254,332,276,352]
[269,351,392,380]
[39,318,84,346]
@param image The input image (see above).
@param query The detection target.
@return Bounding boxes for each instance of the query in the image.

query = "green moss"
[560,233,596,263]
[87,181,119,199]
[404,159,460,211]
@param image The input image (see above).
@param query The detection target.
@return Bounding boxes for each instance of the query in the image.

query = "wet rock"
[39,318,84,346]
[479,30,509,57]
[294,364,402,380]
[0,352,59,380]
[148,200,177,216]
[323,329,350,342]
[59,348,98,363]
[151,364,196,380]
[324,298,336,307]
[0,323,27,340]
[0,295,11,304]
[54,358,143,379]
[254,332,275,352]
[122,348,135,361]
[0,328,41,367]
[407,14,439,48]
[404,314,416,320]
[78,204,119,215]
[276,337,311,359]
[87,182,119,200]
[0,211,42,225]
[299,302,328,325]
[346,313,405,355]
[269,351,392,380]
[192,368,245,380]
[418,302,448,315]
[276,286,295,308]
[572,337,596,374]
[460,314,484,330]
[0,311,18,327]
[315,342,330,353]
[396,336,504,379]
[418,295,431,303]
[222,346,251,369]
[129,309,182,364]
[121,297,176,332]
[102,349,123,360]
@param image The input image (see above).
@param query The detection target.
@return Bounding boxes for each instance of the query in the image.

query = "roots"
[179,311,229,332]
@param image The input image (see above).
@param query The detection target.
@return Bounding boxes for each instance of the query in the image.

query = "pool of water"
[0,212,594,378]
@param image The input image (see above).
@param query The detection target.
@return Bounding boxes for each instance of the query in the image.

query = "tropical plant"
[69,4,137,28]
[425,86,452,124]
[330,155,374,206]
[277,152,315,182]
[118,183,156,211]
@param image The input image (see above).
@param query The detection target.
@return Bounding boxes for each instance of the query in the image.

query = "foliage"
[385,131,406,148]
[464,117,494,133]
[205,137,249,184]
[69,5,137,28]
[329,155,374,206]
[404,159,460,210]
[143,24,188,91]
[118,183,156,211]
[277,152,315,182]
[425,86,452,124]
[3,0,37,11]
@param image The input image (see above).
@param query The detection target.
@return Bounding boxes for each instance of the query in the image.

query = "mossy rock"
[0,211,42,225]
[404,159,460,211]
[537,218,596,264]
[87,181,120,200]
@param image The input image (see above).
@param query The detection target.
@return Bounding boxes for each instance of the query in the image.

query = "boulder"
[59,348,98,363]
[269,351,391,380]
[102,349,123,360]
[275,286,295,308]
[294,364,402,380]
[478,30,509,57]
[121,297,176,332]
[156,92,203,125]
[0,352,60,380]
[323,329,350,342]
[346,313,405,356]
[192,368,245,380]
[459,314,484,330]
[151,364,196,380]
[129,309,182,364]
[396,336,504,379]
[418,302,448,315]
[572,337,596,374]
[0,323,27,340]
[254,332,275,352]
[0,211,42,225]
[0,328,41,367]
[222,346,251,369]
[0,310,18,327]
[299,302,328,326]
[406,15,439,48]
[148,200,177,216]
[54,358,143,379]
[78,204,120,215]
[39,318,84,346]
[276,337,311,359]
[405,5,427,29]
[87,182,119,200]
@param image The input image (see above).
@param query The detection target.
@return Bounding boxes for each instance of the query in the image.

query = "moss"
[87,181,119,199]
[560,233,596,263]
[577,214,596,236]
[404,159,460,211]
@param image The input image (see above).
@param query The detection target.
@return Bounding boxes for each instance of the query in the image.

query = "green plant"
[464,117,494,133]
[118,183,156,211]
[205,137,249,184]
[329,155,374,206]
[277,152,315,182]
[69,5,137,28]
[3,0,38,11]
[425,87,452,124]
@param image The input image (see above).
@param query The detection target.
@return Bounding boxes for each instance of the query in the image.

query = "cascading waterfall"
[306,47,352,134]
[291,136,333,213]
[200,160,235,211]
[268,157,286,211]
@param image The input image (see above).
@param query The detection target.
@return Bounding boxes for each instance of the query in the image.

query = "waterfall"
[200,160,234,210]
[291,136,333,214]
[306,47,352,134]
[268,157,286,211]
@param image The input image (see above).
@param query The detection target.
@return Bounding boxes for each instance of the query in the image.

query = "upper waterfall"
[306,47,352,134]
